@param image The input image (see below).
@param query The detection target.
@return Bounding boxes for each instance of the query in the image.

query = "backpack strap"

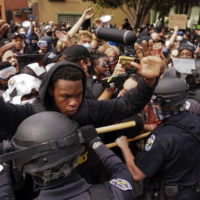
[89,184,113,200]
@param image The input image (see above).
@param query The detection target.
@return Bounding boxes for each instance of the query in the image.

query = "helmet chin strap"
[32,157,79,186]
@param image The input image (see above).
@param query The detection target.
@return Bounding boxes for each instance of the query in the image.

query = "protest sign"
[172,58,195,74]
[169,14,187,29]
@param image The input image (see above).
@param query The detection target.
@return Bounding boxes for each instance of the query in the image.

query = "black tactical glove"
[80,125,101,148]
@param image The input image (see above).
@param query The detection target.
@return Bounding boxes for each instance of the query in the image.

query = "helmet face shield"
[152,78,188,109]
[2,112,86,173]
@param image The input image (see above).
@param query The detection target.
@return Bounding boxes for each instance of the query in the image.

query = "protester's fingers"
[142,41,149,57]
[84,7,94,18]
[94,18,102,27]
[130,61,141,72]
[149,40,154,55]
[87,7,94,14]
[0,23,9,40]
[0,42,15,58]
[134,43,143,60]
[85,7,93,13]
[156,45,162,56]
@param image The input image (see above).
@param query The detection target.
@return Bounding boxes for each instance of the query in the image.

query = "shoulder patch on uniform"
[109,178,132,191]
[145,134,156,151]
[185,101,191,110]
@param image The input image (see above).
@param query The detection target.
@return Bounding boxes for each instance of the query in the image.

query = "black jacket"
[0,61,157,134]
[0,61,157,184]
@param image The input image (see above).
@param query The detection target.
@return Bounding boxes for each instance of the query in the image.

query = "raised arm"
[56,8,94,47]
[68,8,94,38]
[166,26,178,50]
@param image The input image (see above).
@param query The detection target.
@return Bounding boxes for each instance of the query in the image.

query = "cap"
[62,45,95,62]
[136,36,151,45]
[10,33,25,40]
[178,40,195,54]
[43,52,61,66]
[45,63,55,72]
[39,36,52,52]
[178,31,184,36]
[45,25,52,31]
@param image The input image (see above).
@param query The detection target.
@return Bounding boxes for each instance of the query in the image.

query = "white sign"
[172,58,195,74]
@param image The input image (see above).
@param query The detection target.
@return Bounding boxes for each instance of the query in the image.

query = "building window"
[57,13,82,26]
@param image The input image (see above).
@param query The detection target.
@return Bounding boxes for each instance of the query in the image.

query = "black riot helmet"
[3,112,85,174]
[191,59,200,81]
[152,77,188,109]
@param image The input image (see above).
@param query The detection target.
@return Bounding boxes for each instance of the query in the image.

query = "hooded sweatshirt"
[0,61,156,182]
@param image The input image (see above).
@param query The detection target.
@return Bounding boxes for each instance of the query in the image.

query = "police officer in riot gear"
[0,111,134,200]
[185,59,200,116]
[116,77,200,200]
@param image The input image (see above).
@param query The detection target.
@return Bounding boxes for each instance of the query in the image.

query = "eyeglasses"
[101,61,109,68]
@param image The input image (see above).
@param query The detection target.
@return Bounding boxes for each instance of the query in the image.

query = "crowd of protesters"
[0,6,199,200]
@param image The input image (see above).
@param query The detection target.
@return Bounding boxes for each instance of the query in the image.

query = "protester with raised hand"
[56,7,94,48]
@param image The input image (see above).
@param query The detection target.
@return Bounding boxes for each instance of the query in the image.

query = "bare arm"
[116,136,147,181]
[68,8,94,38]
[56,8,94,47]
[0,20,15,59]
[166,26,178,50]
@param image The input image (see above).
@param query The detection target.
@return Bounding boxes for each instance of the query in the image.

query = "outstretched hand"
[132,39,165,87]
[0,20,15,59]
[82,7,94,21]
[131,56,165,79]
[134,39,162,60]
[94,18,102,28]
[56,31,74,47]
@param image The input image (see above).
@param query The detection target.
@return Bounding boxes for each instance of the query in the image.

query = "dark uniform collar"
[33,171,92,199]
[162,110,188,123]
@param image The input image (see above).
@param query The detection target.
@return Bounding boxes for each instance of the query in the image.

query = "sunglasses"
[101,61,110,68]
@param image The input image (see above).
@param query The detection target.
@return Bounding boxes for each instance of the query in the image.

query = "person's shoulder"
[163,67,176,78]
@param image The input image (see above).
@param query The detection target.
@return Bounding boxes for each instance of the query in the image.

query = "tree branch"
[136,0,141,16]
[131,0,136,11]
[119,6,135,27]
[125,2,136,21]
[144,0,156,16]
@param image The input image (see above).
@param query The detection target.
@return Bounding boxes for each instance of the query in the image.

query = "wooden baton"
[96,120,136,134]
[106,131,151,149]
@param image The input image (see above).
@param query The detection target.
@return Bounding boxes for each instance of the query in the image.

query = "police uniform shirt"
[32,144,134,200]
[134,111,200,187]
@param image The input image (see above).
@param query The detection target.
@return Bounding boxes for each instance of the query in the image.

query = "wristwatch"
[0,163,9,174]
